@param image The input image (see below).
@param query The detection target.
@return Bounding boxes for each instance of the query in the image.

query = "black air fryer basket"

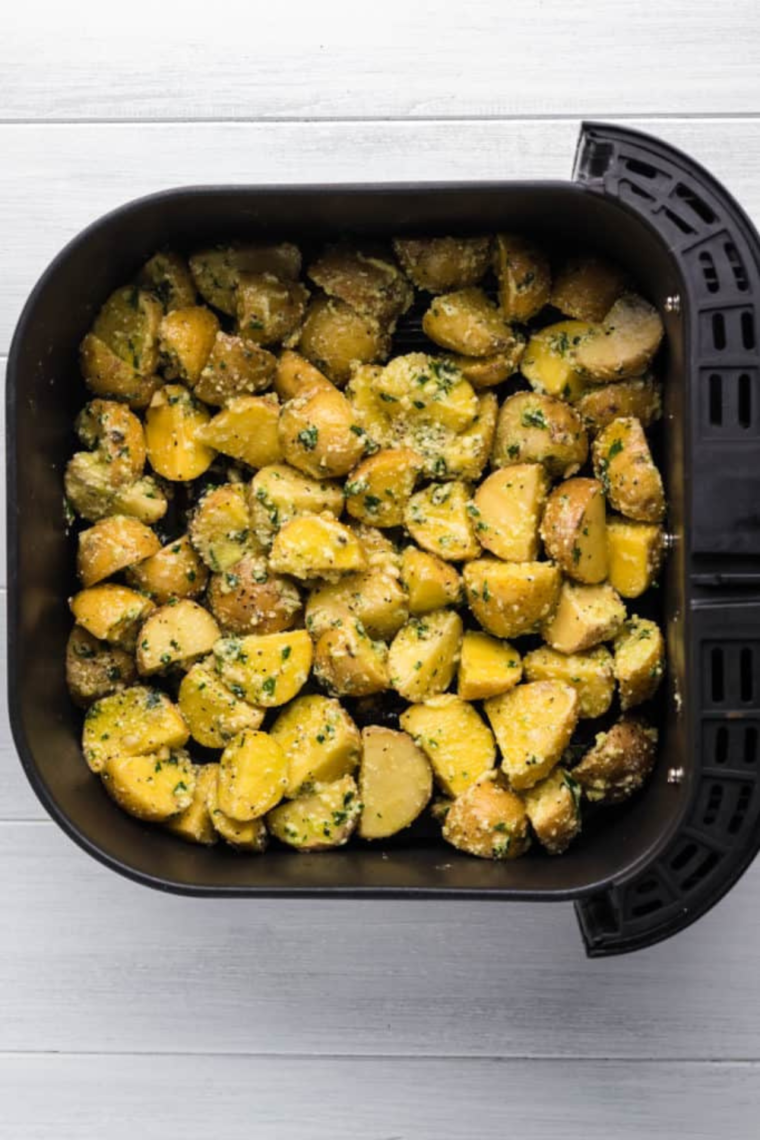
[8,124,760,956]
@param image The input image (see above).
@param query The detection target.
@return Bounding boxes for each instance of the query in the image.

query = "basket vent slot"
[728,784,754,835]
[673,183,716,225]
[741,646,755,702]
[711,646,725,701]
[708,373,723,424]
[738,373,752,427]
[745,725,758,765]
[625,157,658,180]
[725,241,749,292]
[620,178,656,205]
[701,782,724,826]
[712,312,727,351]
[703,642,760,708]
[666,837,723,894]
[715,725,729,764]
[741,311,755,350]
[700,251,720,295]
[663,207,695,236]
[704,720,760,770]
[700,368,759,436]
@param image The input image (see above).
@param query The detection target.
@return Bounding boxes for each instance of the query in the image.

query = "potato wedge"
[444,345,525,389]
[493,234,551,322]
[178,661,264,748]
[159,306,219,384]
[197,395,283,469]
[605,516,664,598]
[145,384,215,481]
[401,695,496,797]
[473,464,548,562]
[520,320,593,401]
[576,293,664,381]
[314,618,391,697]
[401,546,462,615]
[80,333,161,408]
[194,332,276,406]
[208,768,269,851]
[298,296,391,385]
[82,686,189,773]
[77,515,161,587]
[422,287,522,357]
[270,695,362,797]
[308,247,413,326]
[522,644,615,719]
[66,625,137,707]
[437,391,498,481]
[388,610,463,702]
[109,476,169,525]
[305,569,407,642]
[464,559,561,639]
[165,762,218,846]
[189,243,302,314]
[344,363,395,447]
[576,375,662,435]
[457,630,522,701]
[405,481,481,562]
[139,251,196,312]
[70,584,154,649]
[522,768,582,855]
[126,535,209,603]
[613,616,665,710]
[491,392,588,478]
[267,775,361,851]
[274,350,335,402]
[572,716,658,803]
[442,776,531,860]
[214,630,313,708]
[91,285,163,376]
[75,398,146,483]
[540,477,607,583]
[376,353,478,434]
[136,600,220,675]
[101,748,196,822]
[189,483,258,573]
[393,235,491,293]
[349,523,401,574]
[542,581,626,654]
[218,730,288,820]
[358,726,433,840]
[208,555,301,636]
[269,513,367,579]
[236,271,309,346]
[344,448,423,527]
[279,385,366,479]
[551,256,627,323]
[593,417,666,523]
[484,681,579,790]
[249,464,344,546]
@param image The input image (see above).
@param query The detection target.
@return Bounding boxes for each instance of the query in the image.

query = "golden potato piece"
[376,353,478,434]
[249,464,344,546]
[194,333,276,406]
[573,716,658,803]
[358,726,432,840]
[166,763,218,846]
[388,610,463,702]
[348,523,401,573]
[464,559,561,640]
[522,768,582,855]
[457,630,522,701]
[64,452,124,523]
[305,570,408,642]
[236,272,309,346]
[540,477,607,584]
[522,644,615,719]
[102,748,196,822]
[82,686,189,773]
[75,398,146,483]
[542,580,626,654]
[576,375,662,435]
[401,546,461,615]
[139,251,197,312]
[145,384,215,481]
[473,464,548,562]
[308,247,413,325]
[270,695,362,798]
[437,391,498,482]
[218,730,288,820]
[66,625,137,707]
[110,476,169,526]
[267,776,361,851]
[401,695,496,797]
[520,320,593,401]
[442,777,531,860]
[344,363,394,447]
[91,285,163,376]
[214,630,313,708]
[279,386,366,479]
[136,600,220,675]
[485,681,579,791]
[269,514,367,580]
[605,516,664,598]
[392,235,491,293]
[298,296,391,386]
[422,288,522,357]
[274,350,334,402]
[551,256,627,323]
[493,234,551,322]
[613,616,665,710]
[197,395,283,469]
[79,336,160,409]
[345,448,423,528]
[444,345,525,389]
[593,417,665,523]
[189,483,258,573]
[77,515,161,587]
[576,293,664,381]
[314,618,391,698]
[491,392,588,478]
[208,555,301,636]
[159,306,220,384]
[70,584,154,649]
[178,662,264,749]
[208,769,269,852]
[405,481,481,563]
[189,243,302,314]
[126,535,209,603]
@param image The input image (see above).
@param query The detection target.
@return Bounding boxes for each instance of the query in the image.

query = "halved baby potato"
[136,600,221,675]
[358,726,433,840]
[404,481,481,562]
[522,644,615,719]
[540,477,607,583]
[178,661,264,749]
[493,233,551,322]
[491,392,588,479]
[279,385,366,479]
[437,391,498,482]
[269,514,367,579]
[77,515,161,587]
[572,716,658,803]
[613,616,665,710]
[344,448,423,528]
[388,610,463,702]
[376,353,478,435]
[305,569,408,642]
[214,630,313,708]
[464,559,561,640]
[158,305,220,385]
[218,730,288,820]
[550,256,627,323]
[66,625,137,707]
[194,333,276,406]
[442,776,531,860]
[522,767,582,855]
[575,293,664,381]
[605,516,664,598]
[542,580,626,654]
[101,748,196,822]
[274,350,335,402]
[82,685,189,773]
[444,345,525,389]
[298,296,391,386]
[267,775,361,851]
[344,363,395,447]
[236,272,309,346]
[207,767,269,851]
[314,618,391,697]
[75,399,146,483]
[422,287,521,357]
[575,375,662,435]
[593,417,666,523]
[165,762,219,846]
[197,395,283,469]
[270,694,362,798]
[189,483,258,573]
[108,476,169,526]
[145,384,215,481]
[91,285,163,376]
[520,320,593,401]
[401,546,462,615]
[392,235,491,293]
[473,464,548,562]
[249,464,345,545]
[308,247,413,326]
[70,584,155,648]
[207,555,301,636]
[400,694,496,797]
[457,630,522,701]
[80,333,161,408]
[189,242,302,314]
[484,680,579,791]
[126,535,209,603]
[139,251,197,312]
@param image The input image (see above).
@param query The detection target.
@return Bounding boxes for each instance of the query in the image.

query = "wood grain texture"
[3,0,759,121]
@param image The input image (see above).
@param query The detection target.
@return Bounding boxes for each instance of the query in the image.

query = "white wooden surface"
[3,2,760,1136]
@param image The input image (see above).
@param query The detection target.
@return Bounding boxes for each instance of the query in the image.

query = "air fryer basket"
[7,124,760,955]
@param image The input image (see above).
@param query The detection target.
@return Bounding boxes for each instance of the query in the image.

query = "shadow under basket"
[8,123,760,956]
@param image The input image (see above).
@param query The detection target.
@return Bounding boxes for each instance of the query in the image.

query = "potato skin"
[197,395,283,470]
[540,477,607,584]
[77,515,161,587]
[444,345,525,389]
[70,584,154,650]
[189,243,302,314]
[159,306,220,384]
[520,320,592,401]
[298,296,391,385]
[576,293,664,381]
[344,448,423,528]
[236,271,309,347]
[358,726,432,840]
[267,776,361,851]
[572,716,658,803]
[76,399,146,484]
[82,686,189,773]
[541,580,626,654]
[593,417,665,523]
[442,777,531,860]
[305,569,407,642]
[91,285,163,377]
[66,625,137,707]
[139,251,197,312]
[613,616,665,710]
[522,768,582,855]
[308,247,413,326]
[492,392,588,479]
[314,619,391,698]
[194,333,276,406]
[473,464,548,563]
[464,559,561,640]
[101,749,196,822]
[274,350,334,402]
[422,288,521,357]
[576,376,662,435]
[249,464,344,546]
[126,535,209,603]
[278,386,366,479]
[136,600,221,675]
[207,555,301,636]
[189,483,257,573]
[493,234,551,322]
[551,256,627,323]
[393,235,491,293]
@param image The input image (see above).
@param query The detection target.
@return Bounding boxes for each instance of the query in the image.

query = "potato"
[443,346,525,389]
[344,363,394,447]
[472,464,548,562]
[344,449,423,528]
[207,555,301,636]
[269,514,367,579]
[542,581,626,654]
[91,285,163,376]
[457,630,521,701]
[442,776,531,860]
[298,296,391,385]
[139,251,196,312]
[576,293,664,381]
[270,695,362,797]
[551,256,627,323]
[358,726,432,840]
[422,288,522,357]
[540,477,607,583]
[613,616,665,710]
[522,768,582,855]
[214,630,313,708]
[80,334,161,408]
[75,398,146,484]
[267,776,361,851]
[197,395,283,469]
[189,243,302,314]
[64,452,123,522]
[606,516,664,598]
[179,661,264,748]
[305,570,408,641]
[308,247,413,326]
[145,384,215,481]
[388,610,463,702]
[158,306,220,384]
[405,481,481,562]
[401,546,462,615]
[249,464,344,546]
[194,333,277,406]
[279,386,366,479]
[190,483,258,572]
[376,353,478,434]
[576,375,662,435]
[165,762,218,846]
[218,730,288,820]
[236,271,309,347]
[401,695,496,797]
[437,391,498,481]
[314,618,391,697]
[484,681,579,790]
[101,748,196,822]
[349,523,401,573]
[77,515,161,587]
[136,600,220,675]
[493,234,551,322]
[109,476,169,525]
[66,625,137,707]
[593,417,665,523]
[572,716,658,803]
[274,350,334,402]
[491,392,588,478]
[126,535,209,603]
[70,584,155,648]
[82,686,189,773]
[392,235,491,293]
[522,644,615,719]
[520,320,593,401]
[208,770,269,851]
[463,559,561,639]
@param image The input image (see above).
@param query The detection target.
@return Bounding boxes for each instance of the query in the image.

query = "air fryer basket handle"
[572,123,760,956]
